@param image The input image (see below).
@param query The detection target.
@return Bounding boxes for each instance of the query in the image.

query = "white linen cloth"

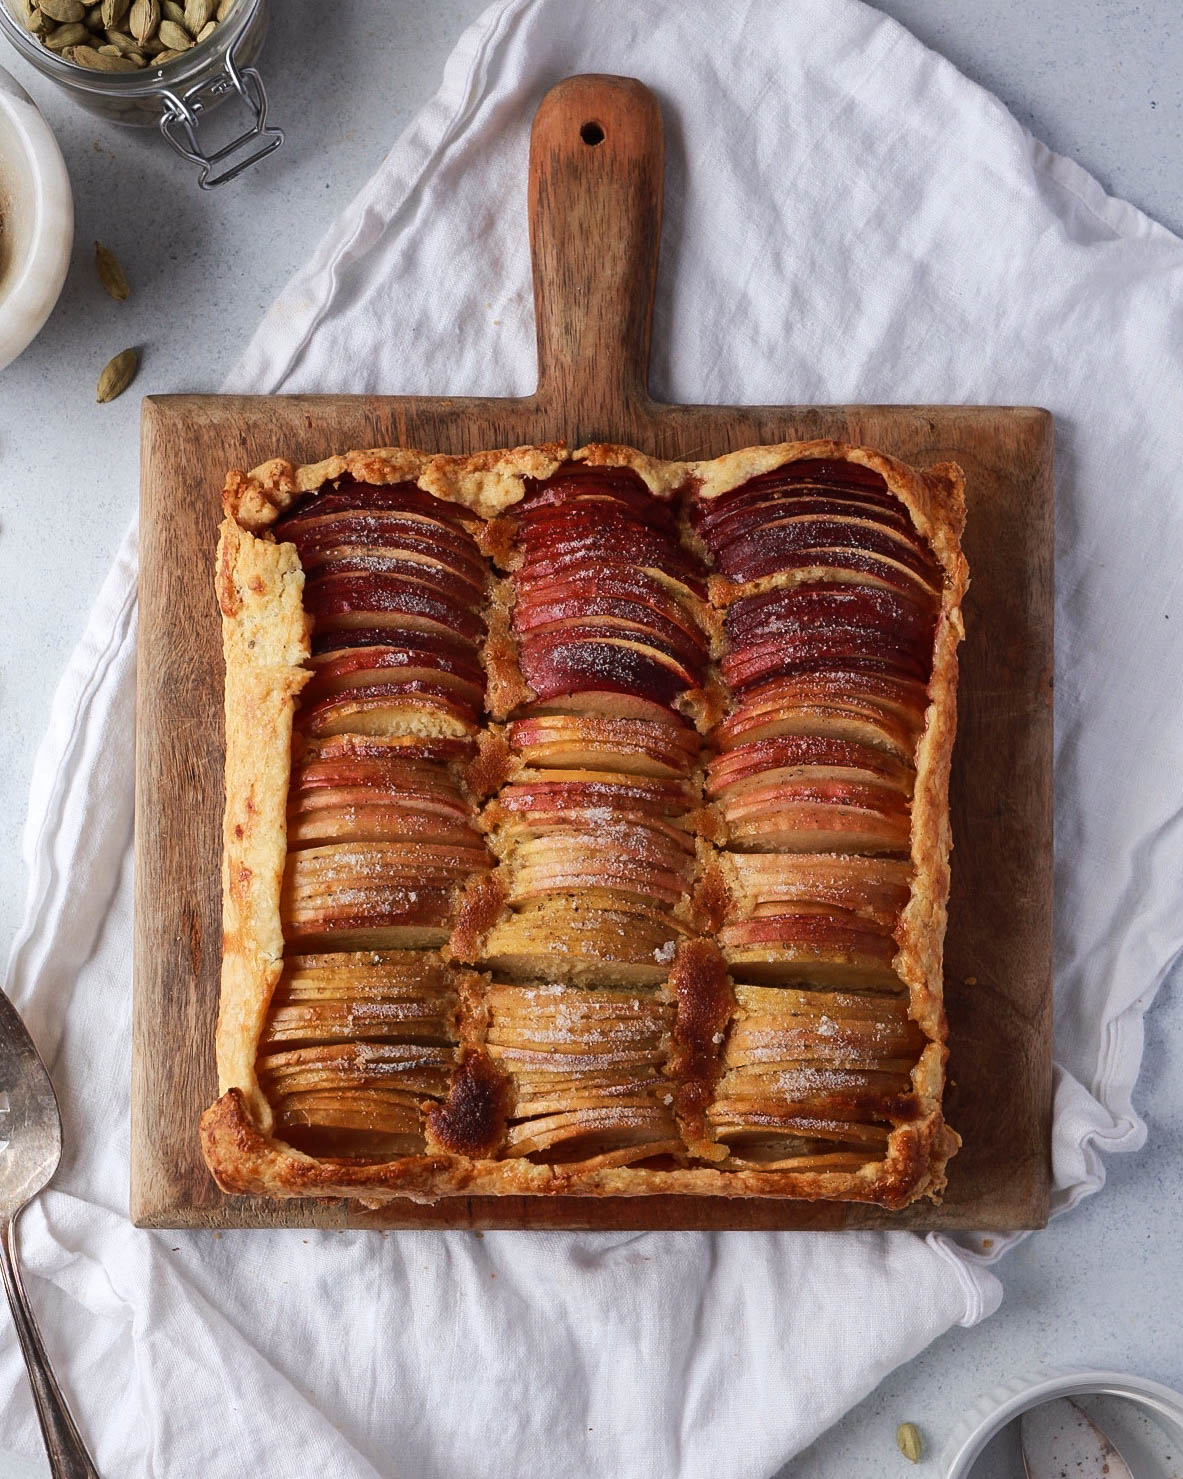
[4,0,1183,1474]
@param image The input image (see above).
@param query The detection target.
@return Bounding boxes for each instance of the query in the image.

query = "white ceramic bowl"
[941,1367,1183,1478]
[0,62,72,371]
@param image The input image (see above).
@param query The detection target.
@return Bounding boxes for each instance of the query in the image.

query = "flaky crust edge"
[201,439,967,1209]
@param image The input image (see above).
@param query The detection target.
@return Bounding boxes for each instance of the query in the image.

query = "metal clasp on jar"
[158,38,282,188]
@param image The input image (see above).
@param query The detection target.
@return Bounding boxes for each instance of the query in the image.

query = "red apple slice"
[720,853,913,926]
[722,788,911,855]
[507,713,699,778]
[297,692,478,741]
[520,633,699,708]
[298,732,475,769]
[303,572,486,642]
[718,912,902,989]
[299,543,488,594]
[495,772,693,815]
[280,509,484,569]
[707,735,913,794]
[525,690,699,725]
[719,520,941,585]
[287,803,483,849]
[694,488,917,545]
[276,477,473,524]
[725,582,936,646]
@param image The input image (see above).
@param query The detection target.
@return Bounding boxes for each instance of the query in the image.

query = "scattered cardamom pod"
[96,348,139,403]
[160,0,185,24]
[94,241,130,301]
[896,1422,924,1464]
[156,17,191,47]
[128,0,159,43]
[85,4,105,30]
[183,0,214,30]
[24,5,51,35]
[39,0,85,21]
[44,21,91,48]
[195,17,213,40]
[100,0,129,24]
[70,43,142,67]
[102,26,139,51]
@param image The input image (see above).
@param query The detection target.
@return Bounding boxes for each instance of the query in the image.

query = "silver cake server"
[0,986,99,1478]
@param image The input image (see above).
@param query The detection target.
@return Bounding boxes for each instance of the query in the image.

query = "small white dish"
[0,62,72,371]
[941,1368,1183,1478]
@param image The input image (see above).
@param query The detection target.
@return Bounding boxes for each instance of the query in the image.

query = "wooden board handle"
[528,75,664,427]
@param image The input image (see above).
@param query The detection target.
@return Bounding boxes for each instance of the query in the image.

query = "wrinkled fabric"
[4,0,1181,1474]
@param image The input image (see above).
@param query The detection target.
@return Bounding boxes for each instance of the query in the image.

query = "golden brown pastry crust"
[201,439,967,1209]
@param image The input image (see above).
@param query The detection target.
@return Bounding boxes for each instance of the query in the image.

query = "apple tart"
[200,439,968,1208]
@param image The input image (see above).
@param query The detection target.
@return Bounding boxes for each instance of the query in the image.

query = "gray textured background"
[0,2,1180,1475]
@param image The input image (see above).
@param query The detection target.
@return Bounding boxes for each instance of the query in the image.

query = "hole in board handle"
[580,121,605,146]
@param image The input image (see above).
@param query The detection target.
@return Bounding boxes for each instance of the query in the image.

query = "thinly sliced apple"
[482,895,685,986]
[287,803,483,849]
[520,632,700,709]
[303,572,486,642]
[297,688,479,740]
[282,511,486,576]
[277,477,475,527]
[707,735,913,794]
[507,713,700,778]
[719,853,913,925]
[515,598,707,666]
[719,910,902,989]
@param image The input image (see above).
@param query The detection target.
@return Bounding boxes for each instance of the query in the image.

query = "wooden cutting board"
[132,74,1053,1232]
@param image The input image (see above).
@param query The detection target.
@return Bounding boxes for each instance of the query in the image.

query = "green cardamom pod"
[157,17,191,48]
[896,1423,924,1464]
[184,0,214,30]
[39,0,86,21]
[97,348,139,403]
[95,241,130,301]
[43,21,90,48]
[70,43,142,67]
[128,0,159,44]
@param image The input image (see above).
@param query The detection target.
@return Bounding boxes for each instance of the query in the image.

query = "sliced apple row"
[274,476,489,739]
[257,1038,455,1159]
[287,733,483,848]
[255,950,460,1158]
[260,950,459,1050]
[706,985,924,1168]
[696,459,935,887]
[716,854,913,929]
[264,476,494,1160]
[513,464,710,719]
[690,458,943,595]
[690,460,942,1168]
[706,732,913,855]
[485,983,680,1169]
[506,712,700,779]
[714,671,928,760]
[282,734,490,946]
[476,468,712,1168]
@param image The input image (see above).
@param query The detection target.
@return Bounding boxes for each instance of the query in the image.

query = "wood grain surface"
[132,75,1054,1232]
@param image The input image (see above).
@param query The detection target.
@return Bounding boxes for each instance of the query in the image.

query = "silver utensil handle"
[0,1214,100,1479]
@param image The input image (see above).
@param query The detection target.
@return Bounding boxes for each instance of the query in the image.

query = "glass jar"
[0,0,281,187]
